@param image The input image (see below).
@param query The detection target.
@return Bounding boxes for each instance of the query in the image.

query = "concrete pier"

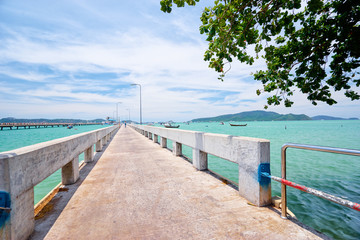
[0,122,102,130]
[31,126,326,239]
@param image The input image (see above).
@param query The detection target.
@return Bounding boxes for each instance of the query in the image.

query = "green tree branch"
[160,0,360,107]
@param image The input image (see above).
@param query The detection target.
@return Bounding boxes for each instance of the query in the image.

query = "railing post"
[108,132,112,141]
[161,137,167,148]
[281,146,287,218]
[193,150,207,170]
[96,139,102,152]
[145,131,148,138]
[148,132,153,140]
[193,132,207,170]
[84,145,94,163]
[173,142,182,156]
[153,134,158,143]
[238,141,271,207]
[0,156,34,240]
[62,156,79,185]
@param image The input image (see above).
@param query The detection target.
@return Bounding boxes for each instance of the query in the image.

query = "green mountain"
[191,110,311,122]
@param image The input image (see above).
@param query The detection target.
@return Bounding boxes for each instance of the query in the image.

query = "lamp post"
[130,83,142,124]
[116,102,122,124]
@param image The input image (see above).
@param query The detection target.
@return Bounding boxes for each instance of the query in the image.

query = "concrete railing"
[0,125,119,240]
[130,124,271,207]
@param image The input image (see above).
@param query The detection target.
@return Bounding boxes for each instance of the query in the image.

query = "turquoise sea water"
[0,121,359,239]
[0,124,108,204]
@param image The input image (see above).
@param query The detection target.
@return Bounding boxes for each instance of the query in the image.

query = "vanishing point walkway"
[31,126,326,239]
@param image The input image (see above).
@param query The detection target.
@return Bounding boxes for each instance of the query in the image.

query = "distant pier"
[0,122,102,130]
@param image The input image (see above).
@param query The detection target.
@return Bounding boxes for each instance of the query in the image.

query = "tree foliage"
[160,0,360,107]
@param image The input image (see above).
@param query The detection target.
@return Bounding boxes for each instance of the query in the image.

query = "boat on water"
[164,123,180,128]
[67,125,73,129]
[229,123,247,127]
[220,122,224,125]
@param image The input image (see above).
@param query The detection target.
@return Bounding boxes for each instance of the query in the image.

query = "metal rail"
[267,143,360,219]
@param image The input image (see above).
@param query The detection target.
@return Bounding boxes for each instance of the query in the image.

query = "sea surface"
[0,121,359,239]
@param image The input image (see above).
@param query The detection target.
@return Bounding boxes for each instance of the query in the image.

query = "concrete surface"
[31,126,327,240]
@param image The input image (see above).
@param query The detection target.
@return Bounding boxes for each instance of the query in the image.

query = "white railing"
[130,124,271,207]
[0,125,119,240]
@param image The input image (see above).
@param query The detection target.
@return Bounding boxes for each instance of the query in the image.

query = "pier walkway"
[31,126,326,239]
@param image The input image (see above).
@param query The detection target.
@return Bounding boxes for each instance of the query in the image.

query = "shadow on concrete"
[266,206,330,240]
[29,136,115,240]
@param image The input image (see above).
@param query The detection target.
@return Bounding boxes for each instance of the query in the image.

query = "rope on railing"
[264,143,360,219]
[0,207,11,213]
[261,172,360,213]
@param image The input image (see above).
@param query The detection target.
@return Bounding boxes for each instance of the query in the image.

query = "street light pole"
[116,102,122,124]
[130,83,142,124]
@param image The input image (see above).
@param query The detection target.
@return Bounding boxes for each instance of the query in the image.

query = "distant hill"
[191,110,311,122]
[0,117,105,123]
[311,115,359,120]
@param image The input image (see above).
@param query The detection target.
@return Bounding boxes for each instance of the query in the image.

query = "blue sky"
[1,0,359,122]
